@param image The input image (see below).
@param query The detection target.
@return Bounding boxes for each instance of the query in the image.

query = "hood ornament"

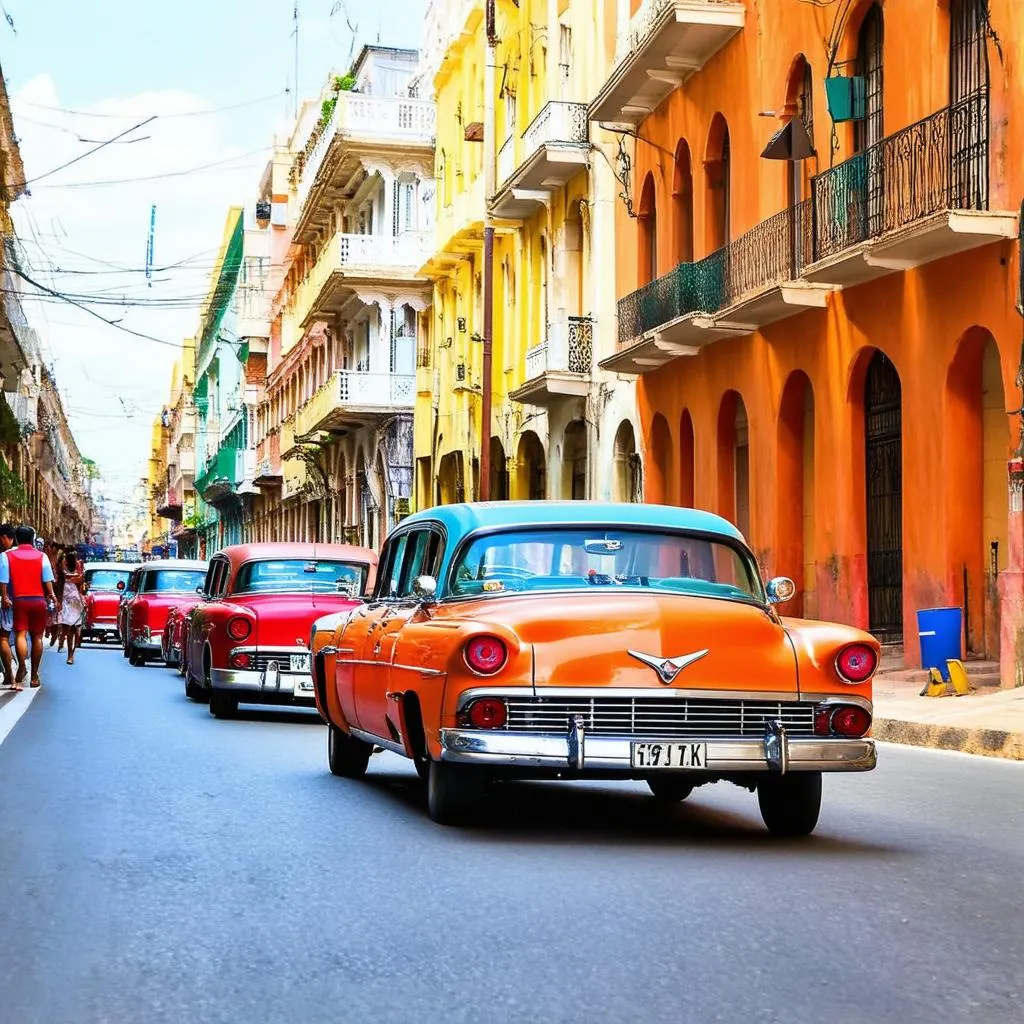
[628,648,710,684]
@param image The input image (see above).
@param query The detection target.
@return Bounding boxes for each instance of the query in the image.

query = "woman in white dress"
[57,550,86,664]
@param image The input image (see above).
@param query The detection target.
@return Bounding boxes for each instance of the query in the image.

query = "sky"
[1,0,422,521]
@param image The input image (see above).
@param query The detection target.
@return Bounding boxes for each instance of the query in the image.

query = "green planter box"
[825,75,866,123]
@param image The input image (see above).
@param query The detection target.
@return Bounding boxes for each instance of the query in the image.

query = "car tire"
[646,776,694,802]
[184,677,205,702]
[327,724,372,778]
[426,760,486,826]
[128,646,142,666]
[413,757,430,782]
[209,689,238,719]
[757,772,822,838]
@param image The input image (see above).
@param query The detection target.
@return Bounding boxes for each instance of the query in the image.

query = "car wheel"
[327,724,372,778]
[646,776,694,802]
[757,772,822,838]
[128,646,142,666]
[209,689,238,719]
[413,757,430,782]
[426,760,486,826]
[184,676,206,702]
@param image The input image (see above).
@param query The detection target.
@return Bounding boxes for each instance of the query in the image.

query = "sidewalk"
[872,654,1024,761]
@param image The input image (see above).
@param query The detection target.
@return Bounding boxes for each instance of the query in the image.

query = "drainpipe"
[480,0,497,501]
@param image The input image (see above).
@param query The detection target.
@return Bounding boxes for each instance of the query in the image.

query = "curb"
[873,717,1024,761]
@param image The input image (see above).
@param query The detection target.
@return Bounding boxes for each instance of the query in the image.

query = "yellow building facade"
[415,0,640,510]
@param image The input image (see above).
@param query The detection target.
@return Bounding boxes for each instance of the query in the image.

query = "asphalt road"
[1,646,1021,1024]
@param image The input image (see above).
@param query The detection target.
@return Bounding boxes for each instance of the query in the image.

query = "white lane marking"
[0,686,40,747]
[876,740,1024,766]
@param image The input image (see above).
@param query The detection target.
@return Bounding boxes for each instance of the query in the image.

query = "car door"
[354,527,444,743]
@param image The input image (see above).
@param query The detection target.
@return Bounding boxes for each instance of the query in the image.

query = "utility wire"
[39,149,269,190]
[17,91,286,120]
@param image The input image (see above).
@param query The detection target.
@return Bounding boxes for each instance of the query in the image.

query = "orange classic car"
[184,542,378,718]
[125,559,209,666]
[312,502,880,836]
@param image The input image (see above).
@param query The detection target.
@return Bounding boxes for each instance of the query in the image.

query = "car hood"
[445,590,798,694]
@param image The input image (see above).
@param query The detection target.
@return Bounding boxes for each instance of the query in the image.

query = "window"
[397,529,444,596]
[143,569,207,594]
[84,569,130,590]
[376,533,409,599]
[234,559,367,596]
[559,24,572,80]
[447,528,764,603]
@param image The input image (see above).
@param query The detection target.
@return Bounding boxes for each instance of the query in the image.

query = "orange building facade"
[601,0,1024,676]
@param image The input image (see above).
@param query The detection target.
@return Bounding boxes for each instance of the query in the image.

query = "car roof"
[137,559,209,571]
[400,501,746,543]
[214,543,378,564]
[83,562,134,571]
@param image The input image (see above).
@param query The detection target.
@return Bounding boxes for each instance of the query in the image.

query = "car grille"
[251,650,309,674]
[501,697,817,738]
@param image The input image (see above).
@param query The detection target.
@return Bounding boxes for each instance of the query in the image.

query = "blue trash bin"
[917,607,963,681]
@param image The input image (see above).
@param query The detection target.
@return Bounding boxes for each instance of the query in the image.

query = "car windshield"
[85,569,130,590]
[233,559,366,596]
[448,527,765,603]
[141,570,206,594]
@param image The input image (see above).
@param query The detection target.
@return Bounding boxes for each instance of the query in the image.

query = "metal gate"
[949,0,990,209]
[864,352,903,640]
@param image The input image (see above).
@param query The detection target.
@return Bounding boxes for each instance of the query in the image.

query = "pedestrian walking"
[56,548,86,664]
[0,523,18,690]
[43,539,62,650]
[0,525,58,690]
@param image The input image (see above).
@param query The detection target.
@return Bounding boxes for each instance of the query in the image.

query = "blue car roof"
[401,501,746,543]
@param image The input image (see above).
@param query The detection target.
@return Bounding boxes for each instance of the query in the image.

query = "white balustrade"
[525,343,548,380]
[338,370,416,408]
[522,102,589,157]
[337,231,432,270]
[526,316,595,378]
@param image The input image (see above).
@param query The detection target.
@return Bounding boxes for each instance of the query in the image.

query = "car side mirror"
[116,580,125,591]
[196,585,205,596]
[765,577,796,605]
[412,575,437,603]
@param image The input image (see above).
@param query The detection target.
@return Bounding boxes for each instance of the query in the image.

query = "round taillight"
[467,697,508,729]
[226,616,252,642]
[830,704,872,738]
[835,643,877,683]
[229,651,253,670]
[464,635,508,674]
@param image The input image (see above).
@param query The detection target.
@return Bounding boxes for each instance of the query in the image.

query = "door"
[864,351,903,641]
[949,0,989,208]
[854,5,884,240]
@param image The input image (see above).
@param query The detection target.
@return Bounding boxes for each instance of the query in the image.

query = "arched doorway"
[777,372,816,618]
[717,391,750,539]
[945,329,1008,657]
[672,140,694,263]
[437,451,464,505]
[679,410,695,507]
[864,350,903,641]
[783,54,815,208]
[514,431,546,500]
[562,420,587,499]
[490,436,509,500]
[637,172,658,285]
[704,114,731,252]
[647,413,672,503]
[613,421,642,502]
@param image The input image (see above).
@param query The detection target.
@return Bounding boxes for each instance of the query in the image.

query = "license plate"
[630,742,708,769]
[289,654,311,673]
[293,677,314,697]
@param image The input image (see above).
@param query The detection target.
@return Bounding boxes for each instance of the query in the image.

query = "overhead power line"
[17,91,286,120]
[36,149,270,190]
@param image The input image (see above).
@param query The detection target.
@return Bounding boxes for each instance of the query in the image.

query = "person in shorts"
[0,526,58,689]
[0,523,16,688]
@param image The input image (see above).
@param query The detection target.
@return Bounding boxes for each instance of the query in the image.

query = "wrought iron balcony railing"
[812,89,990,262]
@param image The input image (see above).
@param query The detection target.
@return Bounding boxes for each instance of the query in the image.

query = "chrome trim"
[454,686,806,712]
[803,692,873,713]
[834,644,879,685]
[567,714,585,769]
[764,718,788,774]
[628,647,710,684]
[439,730,876,772]
[209,666,315,698]
[339,656,444,676]
[350,727,407,757]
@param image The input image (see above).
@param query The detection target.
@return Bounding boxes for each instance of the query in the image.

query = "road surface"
[1,646,1021,1023]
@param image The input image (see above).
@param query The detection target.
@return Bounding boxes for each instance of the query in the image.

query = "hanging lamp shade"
[760,116,815,161]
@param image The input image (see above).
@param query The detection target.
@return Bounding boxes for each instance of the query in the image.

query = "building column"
[1000,456,1024,686]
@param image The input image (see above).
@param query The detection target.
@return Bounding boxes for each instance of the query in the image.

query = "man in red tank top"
[0,526,58,689]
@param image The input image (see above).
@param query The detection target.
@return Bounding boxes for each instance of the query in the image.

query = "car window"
[209,559,229,598]
[233,559,366,596]
[85,569,130,590]
[376,534,409,600]
[142,570,208,594]
[397,529,443,597]
[447,527,764,603]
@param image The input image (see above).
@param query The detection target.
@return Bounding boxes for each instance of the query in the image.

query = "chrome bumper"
[439,726,876,773]
[210,665,316,700]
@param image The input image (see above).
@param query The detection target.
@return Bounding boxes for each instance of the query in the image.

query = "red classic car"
[81,562,132,644]
[184,543,378,718]
[125,560,209,666]
[161,599,201,669]
[314,502,880,836]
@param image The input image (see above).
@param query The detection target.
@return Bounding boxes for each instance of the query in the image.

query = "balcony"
[603,201,831,374]
[804,90,1016,288]
[510,316,594,407]
[279,417,297,459]
[295,369,416,436]
[492,102,590,220]
[156,482,183,521]
[294,231,432,327]
[171,409,195,451]
[254,432,282,487]
[177,447,196,477]
[193,446,242,504]
[590,1,746,125]
[293,94,435,239]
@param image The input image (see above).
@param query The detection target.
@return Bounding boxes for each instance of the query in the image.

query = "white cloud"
[9,73,270,506]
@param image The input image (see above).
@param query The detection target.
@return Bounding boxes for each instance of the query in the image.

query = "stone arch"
[679,409,695,508]
[437,450,464,505]
[777,371,816,617]
[783,53,815,205]
[717,390,750,539]
[514,431,546,500]
[637,171,658,285]
[612,420,641,503]
[671,139,694,263]
[945,327,1009,657]
[647,413,673,504]
[562,420,588,500]
[704,113,731,251]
